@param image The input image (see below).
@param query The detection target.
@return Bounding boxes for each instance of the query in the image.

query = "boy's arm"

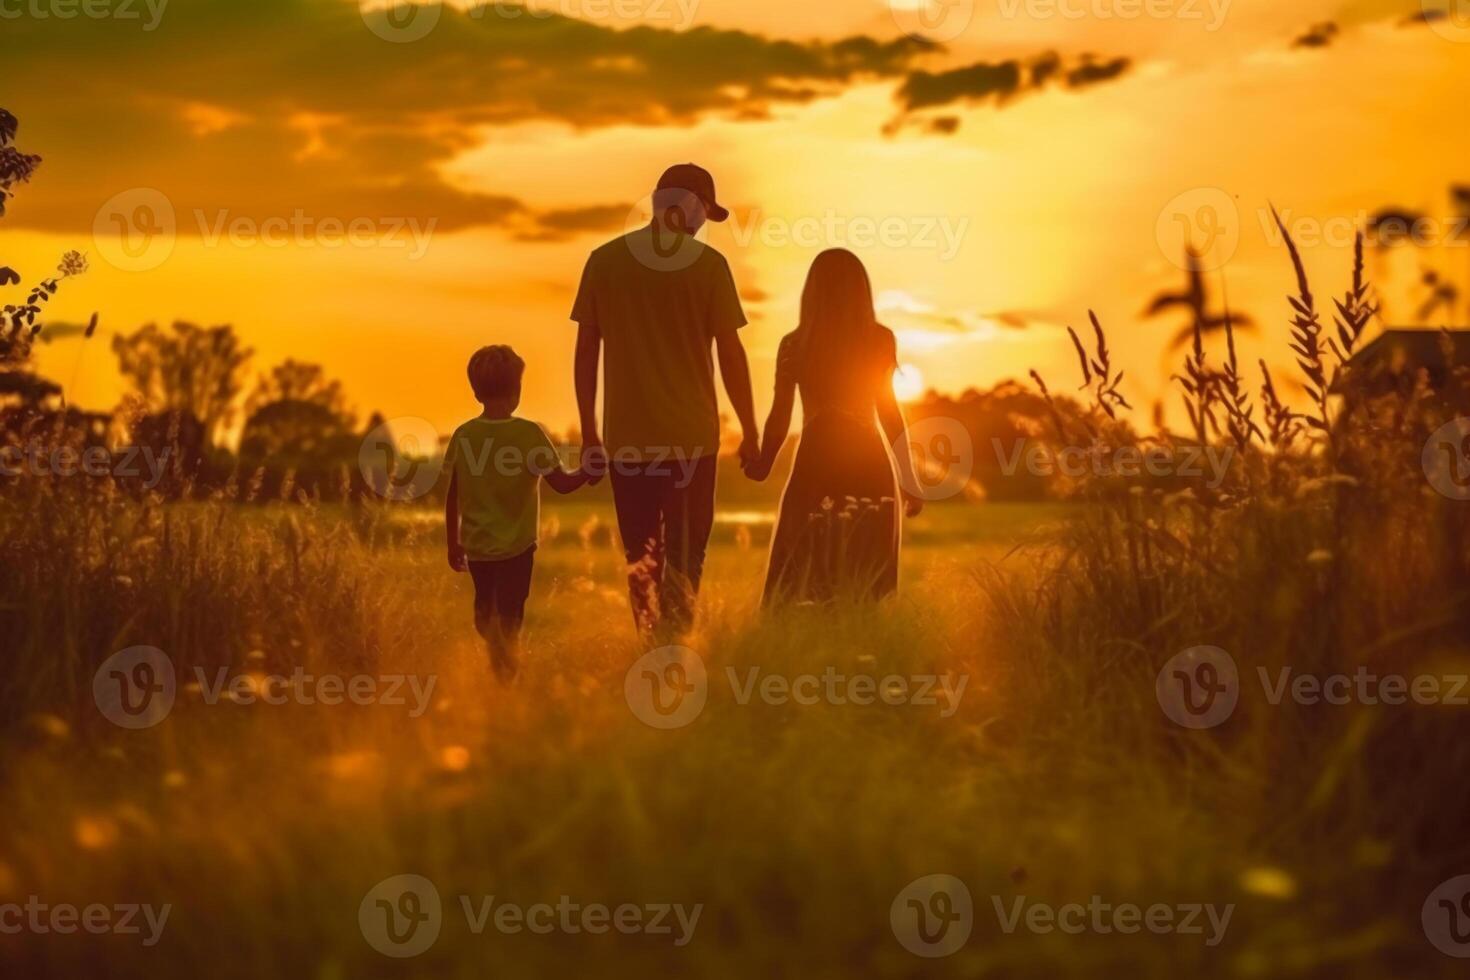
[532,438,592,495]
[445,469,466,571]
[543,467,591,495]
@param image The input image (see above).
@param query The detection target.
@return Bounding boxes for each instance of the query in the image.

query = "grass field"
[3,488,1465,979]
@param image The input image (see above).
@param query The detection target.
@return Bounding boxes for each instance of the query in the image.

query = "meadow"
[4,237,1470,978]
[2,478,1466,978]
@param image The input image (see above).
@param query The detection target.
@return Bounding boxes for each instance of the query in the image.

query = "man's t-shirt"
[570,226,747,460]
[446,417,558,561]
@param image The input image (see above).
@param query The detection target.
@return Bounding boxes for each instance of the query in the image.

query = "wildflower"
[74,815,119,850]
[57,251,88,277]
[27,712,69,741]
[439,746,471,772]
[1240,867,1297,900]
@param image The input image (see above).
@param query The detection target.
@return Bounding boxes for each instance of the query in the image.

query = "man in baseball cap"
[570,163,758,638]
[654,163,730,223]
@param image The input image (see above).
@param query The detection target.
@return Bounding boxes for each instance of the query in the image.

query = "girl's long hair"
[792,249,883,395]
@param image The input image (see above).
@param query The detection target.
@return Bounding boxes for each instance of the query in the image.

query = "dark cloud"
[3,0,1126,231]
[1066,56,1131,88]
[889,52,1131,135]
[513,204,630,242]
[1292,21,1341,48]
[4,0,937,233]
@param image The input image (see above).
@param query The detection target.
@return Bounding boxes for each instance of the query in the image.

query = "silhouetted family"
[446,164,921,680]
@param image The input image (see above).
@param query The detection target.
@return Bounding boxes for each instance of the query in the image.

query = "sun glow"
[893,364,925,402]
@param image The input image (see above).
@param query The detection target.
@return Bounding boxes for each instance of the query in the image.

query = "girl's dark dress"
[762,325,901,605]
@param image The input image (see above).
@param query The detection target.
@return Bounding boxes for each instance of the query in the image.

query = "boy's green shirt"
[446,416,558,561]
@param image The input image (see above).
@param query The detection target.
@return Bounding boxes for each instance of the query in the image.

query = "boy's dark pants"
[468,547,535,673]
[609,454,717,636]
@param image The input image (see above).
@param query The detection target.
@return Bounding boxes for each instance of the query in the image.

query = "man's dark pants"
[609,454,717,636]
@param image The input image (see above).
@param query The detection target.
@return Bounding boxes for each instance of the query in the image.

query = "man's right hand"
[737,433,760,474]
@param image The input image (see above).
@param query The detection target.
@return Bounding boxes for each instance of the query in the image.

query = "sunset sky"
[8,0,1470,439]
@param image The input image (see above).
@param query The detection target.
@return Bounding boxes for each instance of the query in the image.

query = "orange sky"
[8,0,1470,439]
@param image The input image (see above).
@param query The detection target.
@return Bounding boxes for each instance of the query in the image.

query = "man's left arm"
[709,257,759,471]
[715,331,760,471]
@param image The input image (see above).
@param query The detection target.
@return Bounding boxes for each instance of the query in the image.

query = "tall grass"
[1,234,1468,977]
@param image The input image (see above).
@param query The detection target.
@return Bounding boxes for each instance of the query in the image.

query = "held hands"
[580,434,607,487]
[901,489,925,519]
[447,541,467,573]
[737,432,761,478]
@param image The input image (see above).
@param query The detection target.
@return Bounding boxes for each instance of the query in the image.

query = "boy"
[446,345,596,681]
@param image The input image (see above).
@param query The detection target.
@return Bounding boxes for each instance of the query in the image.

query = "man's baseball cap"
[655,164,729,223]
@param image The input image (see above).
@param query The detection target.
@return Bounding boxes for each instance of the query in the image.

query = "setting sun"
[893,363,925,402]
